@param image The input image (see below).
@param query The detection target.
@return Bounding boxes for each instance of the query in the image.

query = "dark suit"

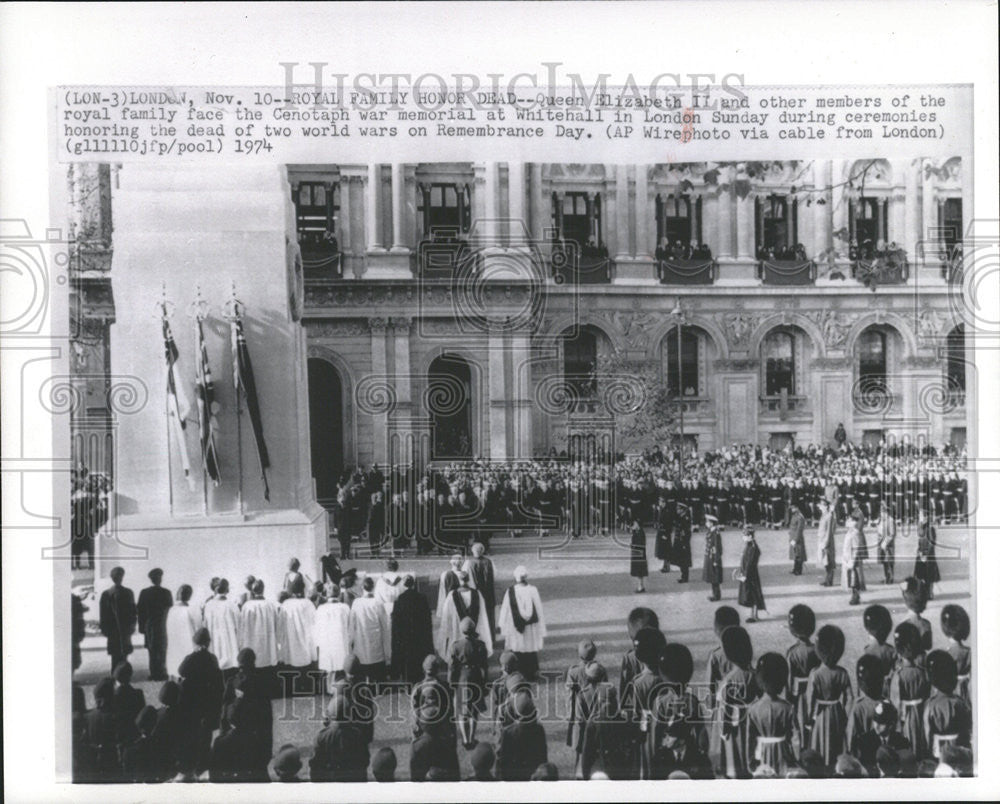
[410,731,460,781]
[390,587,435,683]
[99,582,137,671]
[137,584,173,679]
[497,719,548,781]
[310,722,370,782]
[177,648,224,774]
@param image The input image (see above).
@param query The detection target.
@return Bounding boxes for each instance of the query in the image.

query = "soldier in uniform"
[702,513,724,602]
[862,604,897,681]
[785,604,820,751]
[671,502,693,583]
[940,605,971,708]
[923,650,972,761]
[654,494,674,573]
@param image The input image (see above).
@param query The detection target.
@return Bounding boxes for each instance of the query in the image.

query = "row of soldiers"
[575,591,972,779]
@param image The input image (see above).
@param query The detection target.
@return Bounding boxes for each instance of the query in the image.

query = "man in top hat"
[100,566,137,674]
[137,568,173,680]
[702,513,724,602]
[498,566,545,680]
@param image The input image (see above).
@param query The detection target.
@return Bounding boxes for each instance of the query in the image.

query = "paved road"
[72,524,972,780]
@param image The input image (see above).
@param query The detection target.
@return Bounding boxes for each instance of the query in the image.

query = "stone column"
[369,317,389,466]
[615,164,631,260]
[529,162,547,250]
[391,317,413,462]
[905,159,921,262]
[831,159,849,253]
[507,161,526,245]
[488,328,508,460]
[390,163,408,253]
[797,187,814,256]
[483,161,499,243]
[634,164,651,258]
[703,191,719,258]
[813,160,833,257]
[735,190,754,259]
[510,332,533,457]
[366,163,384,251]
[717,172,734,259]
[922,159,938,260]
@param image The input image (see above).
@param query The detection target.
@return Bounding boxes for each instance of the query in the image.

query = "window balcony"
[671,396,714,416]
[757,259,816,286]
[551,248,612,285]
[851,250,909,289]
[945,388,966,410]
[657,259,717,285]
[759,395,809,419]
[416,236,473,279]
[852,385,901,414]
[299,236,343,279]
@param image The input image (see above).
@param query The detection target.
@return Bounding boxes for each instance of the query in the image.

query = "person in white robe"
[374,559,406,616]
[435,554,464,619]
[314,583,352,689]
[437,570,492,658]
[348,576,392,683]
[497,565,546,680]
[279,576,317,668]
[202,578,240,671]
[165,583,202,679]
[238,579,281,668]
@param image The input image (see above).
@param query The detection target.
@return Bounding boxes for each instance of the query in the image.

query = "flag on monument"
[230,305,271,501]
[195,317,222,486]
[162,307,194,489]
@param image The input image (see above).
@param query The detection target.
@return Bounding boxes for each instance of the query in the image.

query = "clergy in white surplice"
[202,578,240,671]
[314,583,352,686]
[436,570,493,658]
[374,559,406,616]
[349,576,392,683]
[238,579,281,669]
[280,577,317,669]
[165,584,202,679]
[497,565,546,680]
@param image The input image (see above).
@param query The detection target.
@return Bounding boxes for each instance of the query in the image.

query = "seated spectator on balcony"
[793,243,808,261]
[861,239,876,261]
[691,241,712,260]
[656,237,670,262]
[322,227,339,253]
[669,240,691,261]
[849,242,860,261]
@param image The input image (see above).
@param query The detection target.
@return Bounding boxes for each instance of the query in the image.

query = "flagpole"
[224,284,245,517]
[161,290,175,514]
[189,286,209,517]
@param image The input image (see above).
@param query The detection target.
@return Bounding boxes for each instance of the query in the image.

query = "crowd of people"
[319,440,967,560]
[655,238,714,262]
[73,551,973,782]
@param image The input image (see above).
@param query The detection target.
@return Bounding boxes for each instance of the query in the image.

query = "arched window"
[763,330,796,396]
[664,326,699,397]
[858,329,888,391]
[946,325,965,395]
[563,327,598,399]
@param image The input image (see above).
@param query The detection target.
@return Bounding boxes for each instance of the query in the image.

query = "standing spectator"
[99,566,137,673]
[279,576,317,690]
[497,690,548,781]
[785,604,820,750]
[834,423,847,448]
[914,510,941,600]
[203,578,241,676]
[72,593,86,673]
[410,702,460,782]
[806,625,853,770]
[166,585,201,679]
[747,652,797,776]
[497,566,546,680]
[448,616,489,749]
[239,579,281,673]
[81,678,118,782]
[208,699,269,783]
[736,525,766,622]
[671,503,693,583]
[348,576,392,684]
[923,650,972,760]
[816,500,837,587]
[111,660,145,748]
[787,505,806,576]
[654,494,674,573]
[220,648,273,767]
[137,568,173,681]
[941,604,972,708]
[842,515,865,606]
[389,574,434,684]
[177,627,224,776]
[702,514,724,602]
[565,639,597,753]
[367,491,386,557]
[463,542,497,636]
[151,680,185,780]
[876,512,897,584]
[310,695,370,782]
[314,583,352,689]
[628,516,649,593]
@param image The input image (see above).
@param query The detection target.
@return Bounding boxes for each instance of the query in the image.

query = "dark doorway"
[308,358,345,505]
[429,354,473,460]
